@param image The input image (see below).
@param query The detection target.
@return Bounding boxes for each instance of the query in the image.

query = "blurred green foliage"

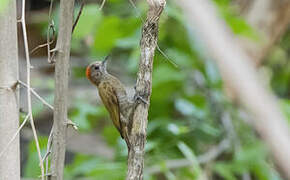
[0,0,9,14]
[265,30,290,98]
[24,137,48,178]
[23,0,290,179]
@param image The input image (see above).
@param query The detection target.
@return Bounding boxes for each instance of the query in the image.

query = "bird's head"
[86,56,109,85]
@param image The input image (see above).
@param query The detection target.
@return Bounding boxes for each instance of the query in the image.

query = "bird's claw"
[134,95,149,105]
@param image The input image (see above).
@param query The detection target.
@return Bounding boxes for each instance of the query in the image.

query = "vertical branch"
[72,0,85,33]
[20,0,45,179]
[50,0,75,179]
[179,0,290,178]
[127,0,165,180]
[47,0,54,64]
[0,1,20,179]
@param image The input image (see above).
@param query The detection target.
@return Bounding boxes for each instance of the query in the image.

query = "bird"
[86,56,132,140]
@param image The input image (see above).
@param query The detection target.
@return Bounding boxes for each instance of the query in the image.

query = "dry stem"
[49,0,75,179]
[20,0,45,179]
[126,0,166,179]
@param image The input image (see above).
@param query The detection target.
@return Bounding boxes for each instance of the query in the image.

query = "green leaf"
[167,123,189,135]
[165,4,183,23]
[72,4,102,40]
[235,143,268,165]
[24,137,48,178]
[69,101,107,131]
[177,141,201,178]
[94,16,122,53]
[198,123,220,137]
[175,99,206,119]
[214,163,237,180]
[177,142,197,164]
[65,155,126,179]
[214,0,260,41]
[93,15,141,54]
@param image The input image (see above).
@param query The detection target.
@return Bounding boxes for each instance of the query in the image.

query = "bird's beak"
[102,54,110,65]
[102,55,110,71]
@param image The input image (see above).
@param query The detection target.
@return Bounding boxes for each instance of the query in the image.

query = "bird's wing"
[110,77,130,116]
[98,82,123,138]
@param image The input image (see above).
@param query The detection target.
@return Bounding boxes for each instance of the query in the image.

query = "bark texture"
[126,0,165,180]
[0,1,20,180]
[50,0,75,179]
[179,0,290,178]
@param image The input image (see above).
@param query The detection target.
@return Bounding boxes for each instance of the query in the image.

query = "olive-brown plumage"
[86,57,130,139]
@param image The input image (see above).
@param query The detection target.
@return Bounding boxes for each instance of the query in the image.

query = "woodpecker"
[86,56,132,139]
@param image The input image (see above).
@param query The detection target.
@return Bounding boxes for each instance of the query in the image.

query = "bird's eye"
[94,66,99,70]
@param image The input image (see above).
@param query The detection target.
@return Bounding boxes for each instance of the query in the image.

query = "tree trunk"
[126,0,165,180]
[0,1,20,180]
[50,0,75,179]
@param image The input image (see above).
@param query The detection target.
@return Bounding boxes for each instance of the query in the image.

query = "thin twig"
[156,45,178,68]
[128,0,178,68]
[18,80,54,109]
[72,0,85,33]
[45,130,53,180]
[30,43,49,55]
[18,80,78,130]
[0,114,29,158]
[47,0,55,64]
[30,20,55,55]
[20,0,45,179]
[99,0,106,10]
[42,150,51,163]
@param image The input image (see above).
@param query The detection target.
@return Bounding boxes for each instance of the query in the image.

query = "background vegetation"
[20,0,290,179]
